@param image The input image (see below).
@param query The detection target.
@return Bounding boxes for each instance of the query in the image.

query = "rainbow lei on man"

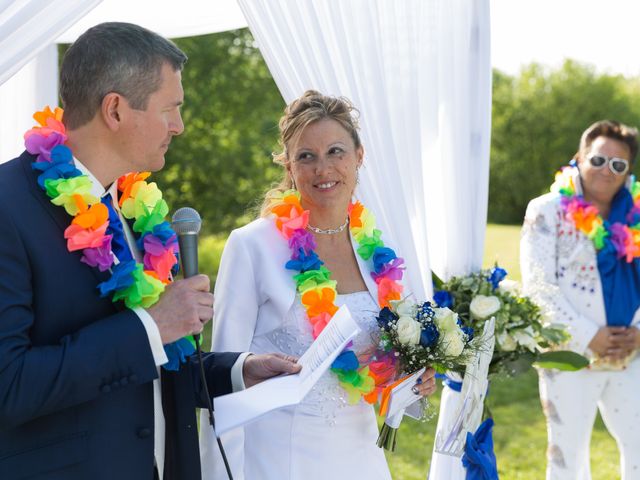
[268,190,403,404]
[24,106,193,370]
[551,165,640,262]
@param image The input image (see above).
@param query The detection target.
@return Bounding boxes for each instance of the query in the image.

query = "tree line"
[65,29,640,233]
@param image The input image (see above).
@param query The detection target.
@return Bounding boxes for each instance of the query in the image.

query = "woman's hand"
[411,367,437,397]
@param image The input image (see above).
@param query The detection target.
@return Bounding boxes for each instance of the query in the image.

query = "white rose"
[441,330,465,357]
[470,295,501,320]
[396,316,421,345]
[498,279,521,295]
[390,299,414,317]
[496,330,517,351]
[433,307,459,332]
[512,327,538,352]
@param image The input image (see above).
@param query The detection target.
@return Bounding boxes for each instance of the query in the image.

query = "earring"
[291,176,297,190]
[356,168,360,185]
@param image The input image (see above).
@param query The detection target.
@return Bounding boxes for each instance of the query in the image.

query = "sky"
[491,0,640,76]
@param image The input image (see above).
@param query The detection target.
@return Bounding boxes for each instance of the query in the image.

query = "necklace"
[551,165,640,262]
[306,217,349,235]
[24,106,193,370]
[268,190,405,404]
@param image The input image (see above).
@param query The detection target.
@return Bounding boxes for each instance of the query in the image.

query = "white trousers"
[538,357,640,480]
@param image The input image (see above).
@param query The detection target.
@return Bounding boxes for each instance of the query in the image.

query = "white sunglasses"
[587,154,630,175]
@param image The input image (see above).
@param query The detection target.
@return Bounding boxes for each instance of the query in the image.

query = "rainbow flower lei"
[551,165,640,262]
[268,190,404,404]
[24,106,193,370]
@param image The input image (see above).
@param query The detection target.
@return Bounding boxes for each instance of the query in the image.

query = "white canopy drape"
[0,0,248,163]
[0,0,102,86]
[238,0,491,297]
[236,2,492,479]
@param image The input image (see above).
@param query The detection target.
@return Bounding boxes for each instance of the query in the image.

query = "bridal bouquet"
[432,266,588,376]
[375,298,483,450]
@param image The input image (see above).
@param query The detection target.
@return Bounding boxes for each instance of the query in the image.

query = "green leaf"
[534,351,589,371]
[493,351,537,377]
[432,271,444,289]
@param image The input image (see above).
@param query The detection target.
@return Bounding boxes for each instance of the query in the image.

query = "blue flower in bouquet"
[433,290,453,308]
[419,322,440,348]
[488,267,507,290]
[462,325,474,341]
[416,301,435,321]
[377,306,398,331]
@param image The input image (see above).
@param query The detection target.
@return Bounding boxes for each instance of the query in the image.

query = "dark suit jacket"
[0,152,238,479]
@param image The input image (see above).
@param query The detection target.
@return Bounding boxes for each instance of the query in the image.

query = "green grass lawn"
[199,224,621,479]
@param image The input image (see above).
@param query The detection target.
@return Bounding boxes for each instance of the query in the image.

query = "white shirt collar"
[73,157,119,206]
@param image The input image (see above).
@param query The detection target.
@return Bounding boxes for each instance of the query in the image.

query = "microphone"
[171,207,202,280]
[171,208,234,479]
[172,207,202,342]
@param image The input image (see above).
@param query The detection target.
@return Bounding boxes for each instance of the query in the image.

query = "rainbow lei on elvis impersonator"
[551,165,640,262]
[268,190,403,404]
[24,106,193,369]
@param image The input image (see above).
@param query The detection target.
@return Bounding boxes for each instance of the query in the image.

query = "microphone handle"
[178,232,199,341]
[177,233,199,279]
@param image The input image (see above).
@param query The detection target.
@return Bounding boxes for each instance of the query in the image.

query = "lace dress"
[235,291,391,480]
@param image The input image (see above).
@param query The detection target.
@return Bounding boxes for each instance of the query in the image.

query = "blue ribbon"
[436,373,462,392]
[462,418,499,480]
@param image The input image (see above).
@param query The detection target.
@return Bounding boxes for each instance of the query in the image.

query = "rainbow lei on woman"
[552,165,640,262]
[269,190,403,404]
[24,106,193,369]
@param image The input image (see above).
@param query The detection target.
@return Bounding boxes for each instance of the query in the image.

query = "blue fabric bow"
[596,187,640,326]
[462,418,499,480]
[435,373,462,392]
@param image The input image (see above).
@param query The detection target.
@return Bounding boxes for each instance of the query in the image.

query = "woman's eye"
[329,147,344,155]
[297,152,314,162]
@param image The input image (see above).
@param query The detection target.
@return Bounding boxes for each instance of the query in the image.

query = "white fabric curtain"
[238,2,492,479]
[0,44,59,163]
[55,0,248,42]
[0,0,248,164]
[239,0,491,299]
[0,0,102,86]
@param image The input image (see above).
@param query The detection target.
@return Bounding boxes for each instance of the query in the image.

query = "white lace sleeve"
[520,197,599,354]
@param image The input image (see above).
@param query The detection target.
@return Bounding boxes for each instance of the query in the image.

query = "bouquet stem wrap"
[377,410,404,451]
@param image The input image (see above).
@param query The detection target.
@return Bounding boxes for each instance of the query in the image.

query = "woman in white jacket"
[199,90,436,479]
[521,120,640,479]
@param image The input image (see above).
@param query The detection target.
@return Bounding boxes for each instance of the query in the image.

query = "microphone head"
[171,207,202,235]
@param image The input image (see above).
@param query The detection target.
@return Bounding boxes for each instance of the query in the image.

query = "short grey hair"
[59,22,187,129]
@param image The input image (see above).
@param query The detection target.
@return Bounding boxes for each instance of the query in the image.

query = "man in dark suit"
[0,22,299,479]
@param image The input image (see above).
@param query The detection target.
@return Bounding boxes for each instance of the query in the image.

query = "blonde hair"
[260,90,361,217]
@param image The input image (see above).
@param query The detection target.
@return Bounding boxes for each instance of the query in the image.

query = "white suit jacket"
[201,216,387,479]
[520,188,640,356]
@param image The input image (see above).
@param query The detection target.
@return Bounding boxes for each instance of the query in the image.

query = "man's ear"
[101,93,124,132]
